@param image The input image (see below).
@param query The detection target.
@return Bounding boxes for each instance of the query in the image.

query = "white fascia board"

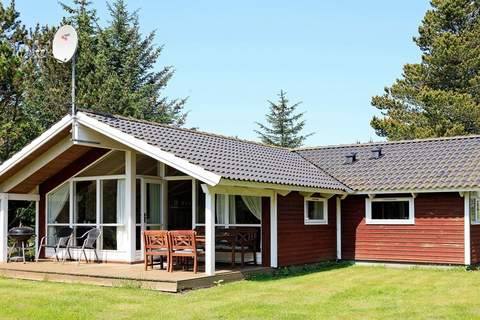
[0,115,72,178]
[218,178,348,195]
[76,112,221,186]
[355,188,480,195]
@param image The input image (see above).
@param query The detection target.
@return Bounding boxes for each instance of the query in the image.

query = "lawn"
[1,264,480,319]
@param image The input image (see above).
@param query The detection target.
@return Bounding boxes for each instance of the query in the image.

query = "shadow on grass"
[246,261,354,282]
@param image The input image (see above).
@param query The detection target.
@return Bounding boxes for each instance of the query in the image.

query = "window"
[46,183,70,246]
[195,192,262,227]
[470,192,480,224]
[366,197,414,225]
[77,150,125,177]
[304,197,328,225]
[47,178,126,251]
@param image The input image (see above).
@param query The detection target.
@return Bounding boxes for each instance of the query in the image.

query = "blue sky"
[13,0,430,146]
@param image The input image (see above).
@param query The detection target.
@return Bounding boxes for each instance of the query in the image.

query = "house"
[0,110,478,276]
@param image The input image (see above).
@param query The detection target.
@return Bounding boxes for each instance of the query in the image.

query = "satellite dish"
[52,25,78,63]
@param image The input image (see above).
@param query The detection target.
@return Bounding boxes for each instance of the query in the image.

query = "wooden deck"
[0,261,268,292]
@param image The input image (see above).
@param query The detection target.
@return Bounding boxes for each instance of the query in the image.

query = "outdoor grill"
[8,226,35,263]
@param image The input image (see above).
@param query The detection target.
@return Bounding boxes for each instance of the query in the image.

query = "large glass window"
[136,154,158,176]
[75,181,96,224]
[366,197,414,225]
[47,178,126,252]
[47,183,70,224]
[195,193,261,227]
[77,150,125,177]
[46,183,71,246]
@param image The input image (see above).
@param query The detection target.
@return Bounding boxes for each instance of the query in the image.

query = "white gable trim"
[0,115,72,178]
[76,112,221,186]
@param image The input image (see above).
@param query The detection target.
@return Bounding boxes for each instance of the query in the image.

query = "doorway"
[167,180,192,230]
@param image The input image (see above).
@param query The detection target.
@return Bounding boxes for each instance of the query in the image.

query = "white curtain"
[241,196,262,221]
[228,195,236,224]
[47,183,69,223]
[116,179,125,224]
[148,183,162,224]
[216,194,226,224]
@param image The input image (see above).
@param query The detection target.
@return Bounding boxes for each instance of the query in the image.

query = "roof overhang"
[217,178,349,196]
[75,112,222,186]
[0,115,73,185]
[354,188,480,195]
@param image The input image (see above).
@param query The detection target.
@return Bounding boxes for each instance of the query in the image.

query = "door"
[135,178,163,250]
[167,180,193,230]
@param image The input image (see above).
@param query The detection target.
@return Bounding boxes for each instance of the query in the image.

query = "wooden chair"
[235,228,258,267]
[169,230,204,273]
[214,228,237,267]
[143,230,169,271]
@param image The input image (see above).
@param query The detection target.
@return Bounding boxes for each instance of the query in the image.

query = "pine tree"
[24,0,187,134]
[98,0,187,125]
[371,0,480,140]
[0,1,39,161]
[255,90,313,148]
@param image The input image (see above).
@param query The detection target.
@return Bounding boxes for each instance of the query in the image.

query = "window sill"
[304,220,328,225]
[365,219,415,225]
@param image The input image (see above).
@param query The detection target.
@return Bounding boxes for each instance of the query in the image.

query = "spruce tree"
[24,0,187,135]
[371,0,480,140]
[255,90,313,148]
[0,1,39,161]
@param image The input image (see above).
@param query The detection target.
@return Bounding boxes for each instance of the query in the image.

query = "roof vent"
[344,152,357,164]
[371,147,383,159]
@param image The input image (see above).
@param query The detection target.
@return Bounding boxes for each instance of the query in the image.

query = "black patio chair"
[67,228,102,264]
[36,227,73,262]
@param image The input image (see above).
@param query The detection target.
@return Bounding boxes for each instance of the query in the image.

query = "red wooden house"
[0,110,478,276]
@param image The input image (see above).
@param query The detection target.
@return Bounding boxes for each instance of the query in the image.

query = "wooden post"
[125,151,137,262]
[203,185,216,275]
[0,194,8,262]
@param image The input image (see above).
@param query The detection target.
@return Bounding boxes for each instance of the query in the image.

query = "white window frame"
[470,192,480,225]
[304,197,328,225]
[365,197,415,225]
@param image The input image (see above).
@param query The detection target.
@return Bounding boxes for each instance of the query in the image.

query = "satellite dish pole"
[52,25,79,138]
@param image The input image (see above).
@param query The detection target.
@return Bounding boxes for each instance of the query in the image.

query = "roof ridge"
[294,134,480,151]
[79,108,291,151]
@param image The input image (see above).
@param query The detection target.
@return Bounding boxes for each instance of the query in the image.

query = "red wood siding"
[341,193,465,264]
[261,197,271,267]
[277,192,337,266]
[471,225,480,264]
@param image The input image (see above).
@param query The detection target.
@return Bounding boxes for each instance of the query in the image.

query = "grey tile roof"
[297,136,480,192]
[82,111,347,190]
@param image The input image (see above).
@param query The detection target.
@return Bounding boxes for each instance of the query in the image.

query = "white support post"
[125,151,137,262]
[204,186,216,275]
[270,192,278,268]
[0,194,8,262]
[35,200,40,257]
[336,196,342,260]
[191,179,196,229]
[465,192,471,265]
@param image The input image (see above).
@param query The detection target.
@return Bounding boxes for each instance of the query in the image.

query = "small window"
[304,197,328,225]
[366,197,414,225]
[470,192,480,225]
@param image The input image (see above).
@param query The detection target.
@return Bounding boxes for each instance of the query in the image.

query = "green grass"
[1,263,480,319]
